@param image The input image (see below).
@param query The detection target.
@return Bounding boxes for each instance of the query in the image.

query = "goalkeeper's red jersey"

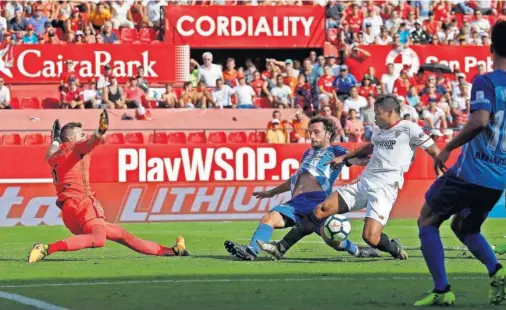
[47,138,101,202]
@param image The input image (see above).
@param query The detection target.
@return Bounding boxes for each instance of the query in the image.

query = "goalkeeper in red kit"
[28,110,189,263]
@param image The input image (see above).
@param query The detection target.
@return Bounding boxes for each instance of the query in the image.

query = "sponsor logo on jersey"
[373,140,396,149]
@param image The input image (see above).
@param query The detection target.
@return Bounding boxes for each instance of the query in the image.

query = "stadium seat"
[167,132,187,144]
[187,132,206,144]
[125,132,145,144]
[248,132,267,143]
[9,97,20,109]
[120,28,138,43]
[20,97,41,109]
[2,133,21,145]
[42,97,60,109]
[149,132,168,144]
[254,97,272,108]
[105,133,125,144]
[207,132,227,144]
[138,28,156,43]
[228,132,248,144]
[24,133,44,145]
[44,134,52,145]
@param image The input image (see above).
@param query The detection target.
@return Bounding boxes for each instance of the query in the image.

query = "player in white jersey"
[224,116,380,260]
[259,95,441,260]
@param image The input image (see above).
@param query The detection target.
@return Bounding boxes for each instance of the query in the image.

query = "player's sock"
[462,233,499,275]
[248,224,274,255]
[49,233,106,253]
[105,223,172,256]
[279,212,320,253]
[419,226,449,291]
[376,233,399,254]
[340,239,359,256]
[48,240,68,254]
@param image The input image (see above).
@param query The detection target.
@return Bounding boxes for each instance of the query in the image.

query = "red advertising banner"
[0,143,460,226]
[341,45,491,82]
[0,44,187,84]
[165,5,326,48]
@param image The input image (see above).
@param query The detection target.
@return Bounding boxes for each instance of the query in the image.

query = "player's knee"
[260,213,277,226]
[450,218,468,243]
[318,201,336,218]
[362,230,380,247]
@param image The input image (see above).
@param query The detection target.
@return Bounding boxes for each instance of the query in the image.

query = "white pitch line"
[0,291,68,310]
[0,276,487,289]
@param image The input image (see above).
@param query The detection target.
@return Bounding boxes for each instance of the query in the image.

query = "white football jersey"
[361,120,434,189]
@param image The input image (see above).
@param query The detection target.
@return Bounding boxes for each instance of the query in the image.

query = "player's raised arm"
[46,119,61,162]
[327,143,374,169]
[74,109,109,156]
[253,179,291,199]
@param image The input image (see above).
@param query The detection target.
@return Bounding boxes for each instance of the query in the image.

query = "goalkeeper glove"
[98,109,109,135]
[52,119,61,143]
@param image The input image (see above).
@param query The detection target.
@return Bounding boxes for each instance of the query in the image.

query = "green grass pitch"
[0,219,505,309]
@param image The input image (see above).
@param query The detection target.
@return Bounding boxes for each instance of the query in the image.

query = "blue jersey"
[450,70,506,190]
[290,145,348,196]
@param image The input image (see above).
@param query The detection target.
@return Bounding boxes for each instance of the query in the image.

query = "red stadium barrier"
[165,5,326,48]
[0,44,189,85]
[0,143,461,227]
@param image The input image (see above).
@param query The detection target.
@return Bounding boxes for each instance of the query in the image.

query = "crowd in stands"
[1,0,499,144]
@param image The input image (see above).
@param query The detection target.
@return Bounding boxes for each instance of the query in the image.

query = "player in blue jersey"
[414,21,506,306]
[224,116,380,261]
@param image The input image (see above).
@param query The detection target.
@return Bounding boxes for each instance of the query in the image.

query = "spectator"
[84,26,96,43]
[136,66,149,92]
[362,23,376,44]
[410,22,430,44]
[250,71,271,99]
[362,95,375,141]
[344,109,364,143]
[397,22,410,44]
[75,30,85,44]
[60,77,84,109]
[399,96,419,122]
[326,0,343,29]
[212,78,235,109]
[222,58,237,87]
[363,7,383,37]
[406,85,421,108]
[345,3,363,33]
[422,99,447,137]
[333,64,357,100]
[146,0,168,29]
[317,65,335,103]
[376,28,393,45]
[53,1,73,29]
[159,83,178,108]
[381,63,398,94]
[233,76,256,108]
[179,81,197,108]
[111,0,135,29]
[195,52,222,88]
[343,86,367,119]
[320,104,343,139]
[359,77,376,97]
[66,7,83,33]
[385,10,402,32]
[244,58,257,83]
[295,74,312,108]
[363,66,379,85]
[103,75,126,109]
[27,5,49,35]
[482,33,491,46]
[22,24,38,44]
[326,55,340,76]
[5,2,23,21]
[289,109,309,143]
[97,64,113,91]
[393,70,412,97]
[267,110,288,130]
[195,80,215,109]
[414,0,432,18]
[472,63,487,82]
[60,59,78,89]
[66,31,76,44]
[83,79,102,109]
[271,75,293,108]
[124,77,143,108]
[471,10,491,35]
[89,3,111,31]
[0,78,11,109]
[266,119,287,144]
[101,22,119,44]
[9,8,27,34]
[451,83,470,116]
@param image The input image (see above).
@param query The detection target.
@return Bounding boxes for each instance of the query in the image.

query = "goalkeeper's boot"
[355,246,381,258]
[257,240,284,260]
[489,264,505,305]
[414,286,455,306]
[28,243,49,263]
[173,236,190,256]
[224,241,256,261]
[391,238,408,260]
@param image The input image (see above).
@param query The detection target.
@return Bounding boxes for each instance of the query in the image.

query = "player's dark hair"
[375,95,401,115]
[61,122,82,142]
[309,115,337,142]
[491,20,506,58]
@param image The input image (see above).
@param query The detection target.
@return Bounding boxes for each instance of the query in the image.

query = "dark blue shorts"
[271,191,328,233]
[425,171,503,232]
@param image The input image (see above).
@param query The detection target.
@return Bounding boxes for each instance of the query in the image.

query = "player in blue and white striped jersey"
[224,116,380,261]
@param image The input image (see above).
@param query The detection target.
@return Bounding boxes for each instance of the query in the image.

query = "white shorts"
[336,177,398,226]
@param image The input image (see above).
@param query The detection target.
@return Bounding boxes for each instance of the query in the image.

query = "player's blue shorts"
[425,171,503,233]
[271,191,327,232]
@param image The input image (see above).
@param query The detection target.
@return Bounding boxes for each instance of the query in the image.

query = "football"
[324,215,351,241]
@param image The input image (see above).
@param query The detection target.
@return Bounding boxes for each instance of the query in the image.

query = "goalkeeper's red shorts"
[58,196,106,235]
